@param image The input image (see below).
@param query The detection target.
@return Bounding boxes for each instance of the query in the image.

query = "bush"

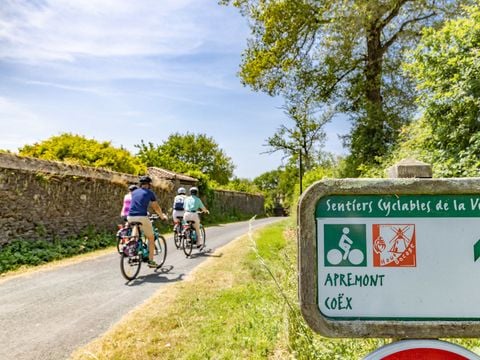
[0,230,116,274]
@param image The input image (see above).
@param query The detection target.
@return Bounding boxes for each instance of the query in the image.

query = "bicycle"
[120,214,168,281]
[181,212,206,257]
[173,216,183,249]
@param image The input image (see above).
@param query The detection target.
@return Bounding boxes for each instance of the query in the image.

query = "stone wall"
[0,153,264,245]
[209,189,264,219]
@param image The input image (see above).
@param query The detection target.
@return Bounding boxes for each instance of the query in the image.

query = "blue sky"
[0,0,348,179]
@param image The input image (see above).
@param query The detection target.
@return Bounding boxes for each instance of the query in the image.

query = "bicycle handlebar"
[148,213,168,221]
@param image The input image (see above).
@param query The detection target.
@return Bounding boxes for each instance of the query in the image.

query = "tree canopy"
[222,0,472,175]
[135,132,235,185]
[18,133,146,174]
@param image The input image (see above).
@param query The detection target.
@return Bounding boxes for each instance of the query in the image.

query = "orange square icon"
[372,224,416,267]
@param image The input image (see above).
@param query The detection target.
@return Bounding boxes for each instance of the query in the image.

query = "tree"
[254,165,299,214]
[221,0,472,174]
[135,132,235,185]
[224,177,260,194]
[264,95,332,172]
[361,5,480,179]
[18,133,146,174]
[254,169,286,214]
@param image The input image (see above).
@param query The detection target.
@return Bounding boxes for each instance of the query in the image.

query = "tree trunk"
[365,28,383,109]
[361,26,387,159]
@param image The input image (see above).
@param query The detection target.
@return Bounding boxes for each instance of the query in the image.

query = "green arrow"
[474,239,480,262]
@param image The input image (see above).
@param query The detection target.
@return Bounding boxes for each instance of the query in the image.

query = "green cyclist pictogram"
[324,224,367,267]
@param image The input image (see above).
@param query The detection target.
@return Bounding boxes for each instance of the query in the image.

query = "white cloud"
[0,0,248,90]
[0,0,245,63]
[21,79,122,96]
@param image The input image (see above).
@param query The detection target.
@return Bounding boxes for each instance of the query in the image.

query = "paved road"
[0,217,284,360]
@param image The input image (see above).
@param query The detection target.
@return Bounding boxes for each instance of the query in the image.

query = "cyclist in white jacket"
[172,187,187,230]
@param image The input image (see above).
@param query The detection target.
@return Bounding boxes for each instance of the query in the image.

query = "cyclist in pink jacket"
[120,184,138,222]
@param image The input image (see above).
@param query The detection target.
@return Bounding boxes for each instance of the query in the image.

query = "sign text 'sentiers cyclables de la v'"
[298,178,480,338]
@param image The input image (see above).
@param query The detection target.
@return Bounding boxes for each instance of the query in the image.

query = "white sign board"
[298,179,480,337]
[317,194,480,319]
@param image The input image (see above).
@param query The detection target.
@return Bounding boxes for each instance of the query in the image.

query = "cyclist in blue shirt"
[128,175,168,268]
[183,187,209,249]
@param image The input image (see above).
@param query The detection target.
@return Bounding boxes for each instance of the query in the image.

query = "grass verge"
[69,218,480,359]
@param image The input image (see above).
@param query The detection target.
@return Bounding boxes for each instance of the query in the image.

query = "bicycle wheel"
[116,236,123,254]
[173,226,182,249]
[183,230,193,257]
[153,235,167,268]
[200,225,206,247]
[120,240,141,280]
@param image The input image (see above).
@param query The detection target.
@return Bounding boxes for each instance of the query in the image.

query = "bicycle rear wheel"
[120,240,141,280]
[116,236,123,254]
[173,227,182,249]
[154,235,167,268]
[183,230,193,257]
[200,225,206,247]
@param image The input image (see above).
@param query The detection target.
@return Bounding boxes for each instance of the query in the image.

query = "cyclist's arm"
[151,201,168,220]
[198,199,209,214]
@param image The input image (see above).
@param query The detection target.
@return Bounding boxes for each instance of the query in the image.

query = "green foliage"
[358,116,435,177]
[252,156,338,216]
[253,170,282,214]
[400,5,480,177]
[254,167,298,215]
[361,6,480,178]
[18,133,145,174]
[135,132,234,185]
[0,230,115,274]
[222,0,472,175]
[224,177,260,194]
[302,162,337,190]
[183,168,216,204]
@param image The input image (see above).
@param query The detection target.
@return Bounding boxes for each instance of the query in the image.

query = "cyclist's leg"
[142,224,155,260]
[192,216,202,247]
[129,216,154,260]
[173,210,184,224]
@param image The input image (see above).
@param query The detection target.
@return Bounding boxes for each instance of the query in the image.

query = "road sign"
[363,340,480,360]
[298,178,480,338]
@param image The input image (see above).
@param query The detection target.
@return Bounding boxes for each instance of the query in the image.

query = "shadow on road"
[125,265,185,286]
[188,248,223,259]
